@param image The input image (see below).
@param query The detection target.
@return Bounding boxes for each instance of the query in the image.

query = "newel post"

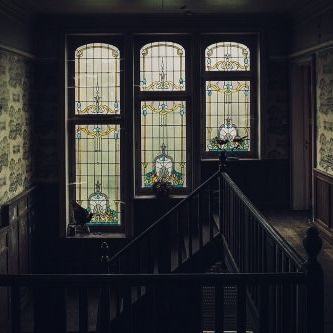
[100,241,111,273]
[97,242,111,333]
[218,151,227,233]
[303,226,324,333]
[219,151,227,173]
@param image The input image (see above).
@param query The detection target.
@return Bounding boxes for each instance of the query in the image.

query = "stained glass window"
[71,42,122,226]
[75,43,120,115]
[141,101,186,188]
[205,42,250,72]
[203,40,254,155]
[140,42,185,91]
[75,124,121,225]
[205,81,250,152]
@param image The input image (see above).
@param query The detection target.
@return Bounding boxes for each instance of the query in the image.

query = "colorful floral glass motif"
[75,43,120,115]
[206,81,250,152]
[140,42,185,91]
[205,42,250,72]
[75,124,121,225]
[141,101,186,188]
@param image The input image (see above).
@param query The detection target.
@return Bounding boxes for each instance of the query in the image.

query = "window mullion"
[68,115,122,124]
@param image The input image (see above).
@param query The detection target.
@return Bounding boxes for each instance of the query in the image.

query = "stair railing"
[0,271,309,333]
[0,154,324,333]
[219,168,324,333]
[103,151,324,333]
[220,170,304,273]
[0,230,323,333]
[108,167,223,274]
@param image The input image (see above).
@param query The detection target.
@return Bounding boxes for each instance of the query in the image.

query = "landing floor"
[262,209,333,333]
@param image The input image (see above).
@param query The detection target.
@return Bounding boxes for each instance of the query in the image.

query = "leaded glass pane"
[140,42,185,91]
[141,101,186,188]
[75,124,121,225]
[205,42,250,72]
[206,81,250,152]
[75,43,120,114]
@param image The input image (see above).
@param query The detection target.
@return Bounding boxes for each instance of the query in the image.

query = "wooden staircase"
[0,155,325,333]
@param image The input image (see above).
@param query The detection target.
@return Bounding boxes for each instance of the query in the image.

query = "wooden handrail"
[109,170,221,262]
[0,272,305,287]
[0,270,322,333]
[221,172,304,269]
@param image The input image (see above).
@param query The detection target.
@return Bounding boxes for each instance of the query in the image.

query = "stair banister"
[108,169,221,271]
[303,226,324,333]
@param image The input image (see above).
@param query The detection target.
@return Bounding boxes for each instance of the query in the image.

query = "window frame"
[62,32,260,236]
[200,34,258,159]
[66,35,129,233]
[133,35,193,195]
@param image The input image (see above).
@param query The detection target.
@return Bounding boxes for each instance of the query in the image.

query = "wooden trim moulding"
[0,186,36,227]
[314,168,333,185]
[0,43,36,59]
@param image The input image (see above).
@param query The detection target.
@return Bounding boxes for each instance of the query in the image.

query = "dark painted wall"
[0,11,34,55]
[290,8,333,54]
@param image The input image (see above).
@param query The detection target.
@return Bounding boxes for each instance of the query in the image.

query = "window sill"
[65,232,127,239]
[134,194,187,200]
[201,157,260,162]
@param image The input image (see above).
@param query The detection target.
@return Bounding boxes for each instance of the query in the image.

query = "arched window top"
[140,41,185,91]
[76,43,120,59]
[75,43,120,115]
[205,42,250,72]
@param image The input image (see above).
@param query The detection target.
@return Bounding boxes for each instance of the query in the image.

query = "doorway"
[290,58,314,213]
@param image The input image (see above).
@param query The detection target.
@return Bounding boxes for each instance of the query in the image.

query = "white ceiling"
[1,0,332,17]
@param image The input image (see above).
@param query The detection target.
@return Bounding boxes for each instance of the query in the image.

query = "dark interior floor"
[262,209,333,333]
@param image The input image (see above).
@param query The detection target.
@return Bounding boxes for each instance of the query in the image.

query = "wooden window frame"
[134,36,193,195]
[63,32,259,235]
[66,35,130,233]
[200,34,258,160]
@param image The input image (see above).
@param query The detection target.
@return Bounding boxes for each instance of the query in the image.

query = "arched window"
[203,41,255,156]
[205,42,250,72]
[140,42,185,91]
[75,43,120,114]
[137,41,188,193]
[69,42,123,227]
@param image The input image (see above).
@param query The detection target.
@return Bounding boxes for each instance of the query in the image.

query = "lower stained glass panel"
[74,124,121,225]
[141,101,186,189]
[205,81,251,152]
